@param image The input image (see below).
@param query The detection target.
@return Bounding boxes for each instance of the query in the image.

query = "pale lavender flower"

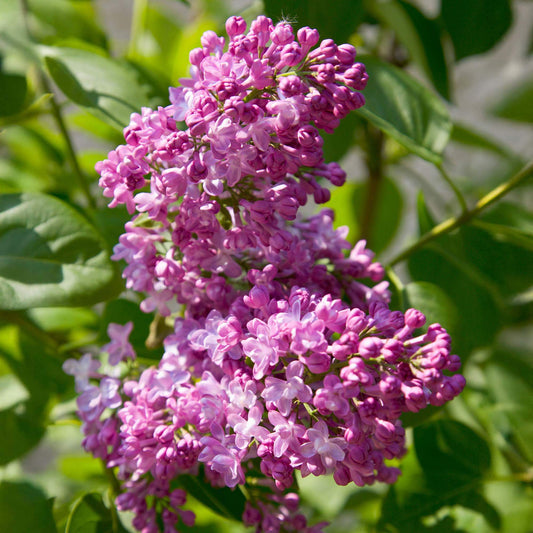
[63,353,100,392]
[300,420,346,473]
[102,322,135,365]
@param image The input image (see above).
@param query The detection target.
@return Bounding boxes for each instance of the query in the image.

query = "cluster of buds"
[66,15,464,533]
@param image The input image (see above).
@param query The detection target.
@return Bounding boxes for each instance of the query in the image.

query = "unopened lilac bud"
[358,336,384,358]
[344,63,368,90]
[333,464,351,486]
[225,16,247,38]
[297,26,320,49]
[244,285,269,309]
[375,419,396,443]
[446,354,461,372]
[189,47,205,67]
[283,493,300,512]
[337,43,357,65]
[405,308,426,329]
[272,22,294,45]
[242,503,262,526]
[154,424,175,443]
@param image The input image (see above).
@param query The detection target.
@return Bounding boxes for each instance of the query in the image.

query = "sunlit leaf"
[0,193,121,310]
[41,45,152,129]
[356,56,451,164]
[28,307,98,332]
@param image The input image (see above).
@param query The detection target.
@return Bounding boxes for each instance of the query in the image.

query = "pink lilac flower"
[63,14,466,533]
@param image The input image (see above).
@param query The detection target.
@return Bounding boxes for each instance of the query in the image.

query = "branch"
[388,160,533,266]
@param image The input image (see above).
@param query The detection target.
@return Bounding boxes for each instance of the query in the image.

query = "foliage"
[0,0,532,532]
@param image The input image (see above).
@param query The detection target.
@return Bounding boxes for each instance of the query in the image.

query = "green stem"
[385,265,405,310]
[437,163,468,214]
[388,159,533,266]
[19,0,96,209]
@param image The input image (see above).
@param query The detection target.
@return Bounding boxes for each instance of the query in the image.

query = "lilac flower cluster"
[96,15,368,319]
[65,15,465,533]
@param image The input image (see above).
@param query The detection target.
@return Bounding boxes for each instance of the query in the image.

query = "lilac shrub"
[65,15,465,533]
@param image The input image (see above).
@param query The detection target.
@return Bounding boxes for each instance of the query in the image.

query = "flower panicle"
[64,14,466,533]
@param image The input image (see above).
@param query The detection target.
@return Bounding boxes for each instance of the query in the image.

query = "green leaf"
[458,224,533,298]
[485,347,533,463]
[66,492,128,533]
[0,193,121,310]
[0,159,56,193]
[41,45,152,129]
[368,0,450,100]
[59,455,105,483]
[491,75,533,124]
[0,404,46,464]
[415,420,491,487]
[355,56,452,164]
[0,481,57,533]
[379,451,458,532]
[28,307,98,332]
[381,421,493,532]
[91,206,130,251]
[475,202,533,251]
[69,111,125,144]
[27,0,108,49]
[0,70,27,117]
[174,473,246,522]
[403,281,459,335]
[408,241,502,357]
[0,373,29,409]
[264,0,365,42]
[0,325,71,464]
[441,0,512,61]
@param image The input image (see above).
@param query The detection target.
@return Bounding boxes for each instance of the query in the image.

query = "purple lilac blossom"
[64,14,465,533]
